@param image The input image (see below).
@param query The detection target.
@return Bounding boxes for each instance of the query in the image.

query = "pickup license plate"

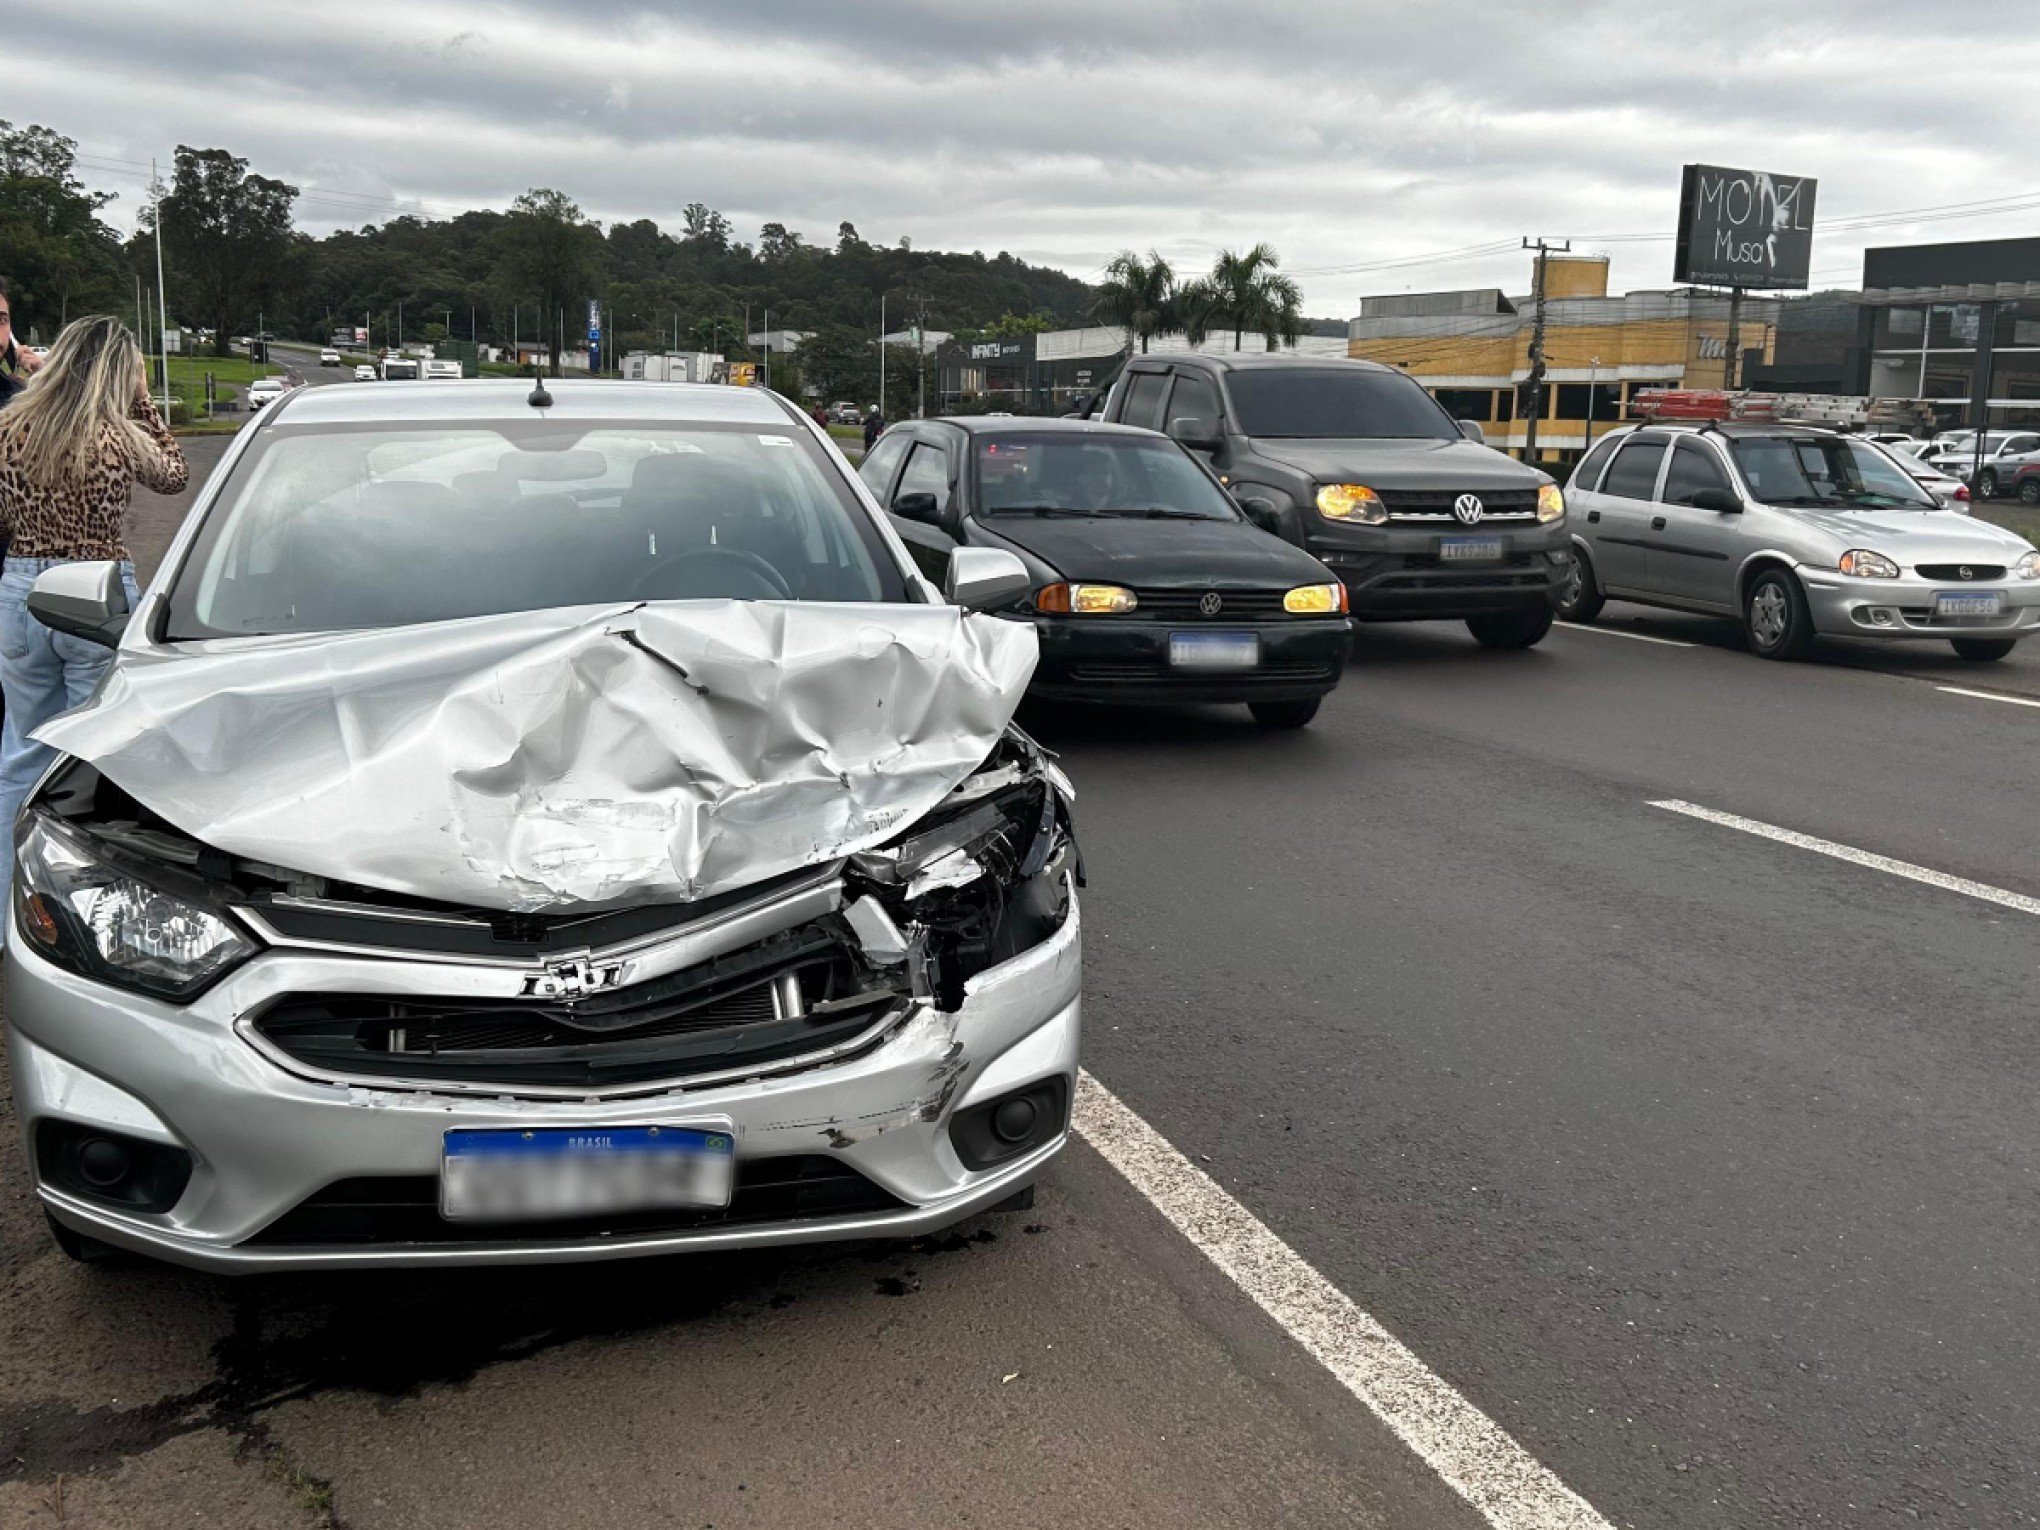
[1169,631,1259,669]
[441,1125,734,1221]
[1935,591,2003,617]
[1440,536,1504,562]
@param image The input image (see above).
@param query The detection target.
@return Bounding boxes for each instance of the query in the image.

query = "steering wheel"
[627,546,793,601]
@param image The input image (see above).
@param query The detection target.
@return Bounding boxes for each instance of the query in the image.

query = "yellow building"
[1348,256,1778,466]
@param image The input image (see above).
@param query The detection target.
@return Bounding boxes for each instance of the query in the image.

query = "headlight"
[15,814,255,1000]
[2017,552,2040,581]
[1838,549,1899,579]
[1283,582,1348,614]
[1033,582,1137,614]
[1315,484,1387,524]
[1537,483,1566,522]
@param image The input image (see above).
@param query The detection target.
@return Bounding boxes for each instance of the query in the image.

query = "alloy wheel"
[1750,583,1788,648]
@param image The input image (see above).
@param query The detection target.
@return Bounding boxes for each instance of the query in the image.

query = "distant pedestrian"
[0,316,186,894]
[863,406,884,452]
[0,278,45,411]
[810,402,828,429]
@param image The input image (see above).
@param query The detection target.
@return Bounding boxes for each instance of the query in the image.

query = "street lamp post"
[1584,355,1602,452]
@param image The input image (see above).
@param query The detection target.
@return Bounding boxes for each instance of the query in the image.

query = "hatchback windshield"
[974,434,1238,520]
[169,420,903,636]
[1731,435,1937,510]
[1224,369,1459,440]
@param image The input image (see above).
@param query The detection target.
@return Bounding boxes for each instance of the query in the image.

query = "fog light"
[949,1077,1071,1170]
[76,1137,131,1190]
[992,1096,1040,1144]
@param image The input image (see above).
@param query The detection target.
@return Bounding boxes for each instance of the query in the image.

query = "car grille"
[243,1155,906,1247]
[1129,588,1291,617]
[1915,564,2007,581]
[250,924,897,1090]
[1377,488,1540,524]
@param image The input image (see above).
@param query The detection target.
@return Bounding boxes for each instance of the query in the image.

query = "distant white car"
[353,365,377,382]
[319,349,342,367]
[245,377,288,410]
[425,359,463,381]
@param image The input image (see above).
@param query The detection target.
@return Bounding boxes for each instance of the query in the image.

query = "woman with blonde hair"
[0,315,186,890]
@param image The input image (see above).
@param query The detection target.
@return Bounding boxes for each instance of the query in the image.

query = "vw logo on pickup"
[1453,493,1485,525]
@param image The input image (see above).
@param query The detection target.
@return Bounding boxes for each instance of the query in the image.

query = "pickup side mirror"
[1458,419,1486,445]
[1168,414,1223,452]
[1689,487,1742,514]
[1237,495,1283,533]
[945,547,1030,613]
[28,560,129,648]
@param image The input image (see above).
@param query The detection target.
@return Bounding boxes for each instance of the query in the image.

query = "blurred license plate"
[441,1125,734,1221]
[1170,631,1259,668]
[1440,537,1504,562]
[1935,591,2002,616]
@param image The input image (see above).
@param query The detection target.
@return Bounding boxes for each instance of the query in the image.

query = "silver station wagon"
[1559,422,2040,660]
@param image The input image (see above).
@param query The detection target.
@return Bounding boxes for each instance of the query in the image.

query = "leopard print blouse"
[0,396,188,562]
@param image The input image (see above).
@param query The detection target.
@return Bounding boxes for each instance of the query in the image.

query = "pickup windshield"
[1224,369,1460,440]
[1731,436,1937,509]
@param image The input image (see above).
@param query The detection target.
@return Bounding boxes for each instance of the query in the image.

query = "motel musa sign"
[1674,164,1817,291]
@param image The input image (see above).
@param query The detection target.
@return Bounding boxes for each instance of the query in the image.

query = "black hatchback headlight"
[15,812,256,1001]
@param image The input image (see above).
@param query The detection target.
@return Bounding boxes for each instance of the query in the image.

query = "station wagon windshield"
[168,420,905,637]
[1224,369,1460,440]
[974,434,1238,520]
[1730,435,1936,510]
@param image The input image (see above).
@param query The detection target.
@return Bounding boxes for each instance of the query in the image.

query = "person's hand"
[15,346,42,376]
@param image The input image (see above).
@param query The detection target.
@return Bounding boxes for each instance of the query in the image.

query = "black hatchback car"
[858,417,1352,727]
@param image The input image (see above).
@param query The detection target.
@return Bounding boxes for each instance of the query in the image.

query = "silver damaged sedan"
[6,379,1081,1271]
[1561,422,2040,660]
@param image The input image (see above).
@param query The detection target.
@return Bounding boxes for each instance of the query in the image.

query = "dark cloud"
[11,0,2037,309]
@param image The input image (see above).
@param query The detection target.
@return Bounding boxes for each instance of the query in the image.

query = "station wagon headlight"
[1034,582,1137,614]
[1838,549,1900,579]
[1316,484,1387,524]
[14,814,255,1001]
[2017,552,2040,581]
[1283,583,1348,614]
[1537,483,1566,522]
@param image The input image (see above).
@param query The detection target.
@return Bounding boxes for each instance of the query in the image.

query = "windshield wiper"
[985,504,1109,518]
[1129,507,1219,520]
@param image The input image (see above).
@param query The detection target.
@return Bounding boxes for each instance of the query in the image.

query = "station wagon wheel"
[1558,545,1604,623]
[1744,569,1813,660]
[1979,469,2001,500]
[2019,479,2040,505]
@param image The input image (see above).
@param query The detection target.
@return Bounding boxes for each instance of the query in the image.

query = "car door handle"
[1651,516,1667,530]
[1586,510,1601,523]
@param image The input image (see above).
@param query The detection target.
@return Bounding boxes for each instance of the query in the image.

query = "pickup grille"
[1378,488,1539,524]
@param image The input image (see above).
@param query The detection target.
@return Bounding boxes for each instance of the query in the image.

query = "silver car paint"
[1568,426,2040,641]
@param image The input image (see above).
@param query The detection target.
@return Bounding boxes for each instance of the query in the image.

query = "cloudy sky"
[15,0,2040,313]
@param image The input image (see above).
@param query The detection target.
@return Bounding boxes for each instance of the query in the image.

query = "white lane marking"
[1649,799,2040,917]
[1937,685,2040,710]
[1074,1071,1613,1530]
[1554,622,1695,648]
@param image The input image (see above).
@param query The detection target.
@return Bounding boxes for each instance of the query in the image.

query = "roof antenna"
[527,360,552,409]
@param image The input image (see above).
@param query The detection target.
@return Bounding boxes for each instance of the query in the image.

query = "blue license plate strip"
[441,1124,735,1221]
[1169,631,1259,668]
[1440,536,1504,562]
[1934,590,2002,616]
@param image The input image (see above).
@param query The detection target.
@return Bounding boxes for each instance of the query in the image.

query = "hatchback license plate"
[441,1125,734,1222]
[1935,591,2002,617]
[1169,631,1259,668]
[1440,536,1504,562]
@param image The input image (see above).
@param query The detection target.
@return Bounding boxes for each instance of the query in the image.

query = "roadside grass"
[1974,501,2040,545]
[159,352,278,420]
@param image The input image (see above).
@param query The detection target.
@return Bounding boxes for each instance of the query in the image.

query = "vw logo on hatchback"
[1199,592,1223,616]
[1453,493,1485,525]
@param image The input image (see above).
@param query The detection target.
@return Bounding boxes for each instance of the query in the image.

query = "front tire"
[1249,698,1320,729]
[1558,547,1605,623]
[1951,638,2017,661]
[2019,479,2040,505]
[1466,605,1554,649]
[1980,469,2000,499]
[1744,569,1815,660]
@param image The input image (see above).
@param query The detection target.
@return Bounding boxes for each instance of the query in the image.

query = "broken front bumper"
[6,884,1081,1272]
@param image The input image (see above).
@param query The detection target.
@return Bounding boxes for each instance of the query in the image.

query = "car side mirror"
[1690,487,1741,513]
[1458,419,1486,445]
[27,560,129,648]
[1238,495,1282,533]
[945,547,1030,613]
[1168,415,1223,452]
[892,490,954,531]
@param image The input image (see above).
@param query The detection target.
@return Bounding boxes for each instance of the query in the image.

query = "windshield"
[974,433,1239,520]
[169,420,904,637]
[1224,368,1459,440]
[1731,436,1938,510]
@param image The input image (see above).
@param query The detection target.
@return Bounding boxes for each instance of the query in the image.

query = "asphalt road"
[6,442,2040,1526]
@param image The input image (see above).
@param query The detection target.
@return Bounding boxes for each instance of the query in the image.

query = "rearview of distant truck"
[379,355,421,381]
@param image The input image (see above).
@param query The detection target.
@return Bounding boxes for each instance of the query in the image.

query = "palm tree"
[1183,244,1304,352]
[1092,250,1177,353]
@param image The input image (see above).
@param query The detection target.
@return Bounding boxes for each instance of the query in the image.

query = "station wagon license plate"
[1440,536,1504,562]
[1169,631,1259,669]
[1935,591,2003,617]
[441,1125,734,1221]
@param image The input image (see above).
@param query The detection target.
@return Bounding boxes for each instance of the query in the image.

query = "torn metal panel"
[36,600,1036,912]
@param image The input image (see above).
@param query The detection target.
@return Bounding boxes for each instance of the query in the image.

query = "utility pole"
[150,158,171,411]
[763,308,771,391]
[914,293,929,419]
[1584,355,1602,452]
[879,294,886,420]
[1520,236,1569,463]
[1723,287,1745,390]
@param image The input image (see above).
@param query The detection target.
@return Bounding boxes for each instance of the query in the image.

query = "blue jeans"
[0,556,140,901]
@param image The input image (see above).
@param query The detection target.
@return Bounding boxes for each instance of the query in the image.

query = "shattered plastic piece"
[905,847,986,900]
[843,894,909,965]
[37,600,1035,911]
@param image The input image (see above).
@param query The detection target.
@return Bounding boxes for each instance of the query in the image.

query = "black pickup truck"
[1089,354,1569,648]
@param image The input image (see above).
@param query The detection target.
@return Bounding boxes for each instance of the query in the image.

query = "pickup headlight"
[15,814,255,1000]
[1838,549,1900,579]
[1283,583,1348,614]
[2017,552,2040,580]
[1033,582,1137,614]
[1537,483,1566,522]
[1316,484,1387,524]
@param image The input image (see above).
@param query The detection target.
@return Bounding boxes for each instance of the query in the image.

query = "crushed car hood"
[35,600,1037,912]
